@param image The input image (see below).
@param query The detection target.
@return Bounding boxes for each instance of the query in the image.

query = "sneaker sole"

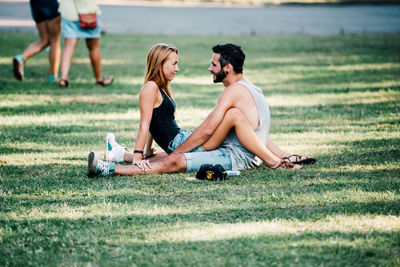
[13,58,23,81]
[87,152,98,178]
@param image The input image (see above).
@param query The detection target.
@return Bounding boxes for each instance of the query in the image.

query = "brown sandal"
[283,154,316,165]
[271,158,302,170]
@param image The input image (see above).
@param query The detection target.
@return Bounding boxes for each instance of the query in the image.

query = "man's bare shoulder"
[222,82,249,96]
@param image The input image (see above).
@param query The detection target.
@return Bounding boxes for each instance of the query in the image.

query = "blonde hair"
[144,43,178,98]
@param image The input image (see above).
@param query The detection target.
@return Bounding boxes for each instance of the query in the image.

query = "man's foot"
[13,54,25,81]
[87,152,116,177]
[105,133,126,163]
[283,154,316,165]
[271,158,302,170]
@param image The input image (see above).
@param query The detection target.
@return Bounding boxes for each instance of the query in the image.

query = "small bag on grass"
[196,164,227,181]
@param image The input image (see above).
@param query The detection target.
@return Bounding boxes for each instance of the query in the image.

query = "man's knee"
[225,107,244,121]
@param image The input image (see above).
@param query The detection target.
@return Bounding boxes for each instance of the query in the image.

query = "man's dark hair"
[212,43,245,74]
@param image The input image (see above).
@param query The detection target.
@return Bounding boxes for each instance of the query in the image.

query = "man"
[87,43,311,177]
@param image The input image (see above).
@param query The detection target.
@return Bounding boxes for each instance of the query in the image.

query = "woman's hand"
[134,159,151,172]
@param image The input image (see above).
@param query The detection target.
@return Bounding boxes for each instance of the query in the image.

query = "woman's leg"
[60,37,78,81]
[85,38,102,81]
[202,108,281,168]
[22,21,50,61]
[45,16,61,77]
[86,38,113,85]
[14,20,50,80]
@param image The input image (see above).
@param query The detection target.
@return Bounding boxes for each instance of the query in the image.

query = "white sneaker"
[104,133,125,163]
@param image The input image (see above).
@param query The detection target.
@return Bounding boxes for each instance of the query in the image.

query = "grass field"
[0,33,399,266]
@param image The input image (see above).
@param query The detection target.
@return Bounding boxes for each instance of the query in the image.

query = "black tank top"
[149,88,180,153]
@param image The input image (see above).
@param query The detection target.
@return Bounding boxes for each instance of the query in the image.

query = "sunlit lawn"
[0,33,399,266]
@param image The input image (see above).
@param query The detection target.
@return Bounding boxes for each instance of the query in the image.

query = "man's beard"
[213,70,226,83]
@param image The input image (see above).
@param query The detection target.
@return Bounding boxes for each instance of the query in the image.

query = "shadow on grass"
[0,120,139,148]
[0,218,398,266]
[1,160,399,221]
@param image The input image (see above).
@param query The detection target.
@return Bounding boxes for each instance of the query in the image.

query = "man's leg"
[202,108,283,168]
[266,139,289,158]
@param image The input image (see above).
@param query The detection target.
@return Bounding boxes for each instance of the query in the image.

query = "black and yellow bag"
[196,164,227,181]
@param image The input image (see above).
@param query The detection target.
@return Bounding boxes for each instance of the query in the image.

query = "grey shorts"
[168,129,233,173]
[184,148,233,173]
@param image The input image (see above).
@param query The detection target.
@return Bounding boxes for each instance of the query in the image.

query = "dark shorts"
[30,0,60,23]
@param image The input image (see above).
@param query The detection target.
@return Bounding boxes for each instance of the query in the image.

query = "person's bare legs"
[46,16,61,77]
[85,38,102,81]
[115,153,186,176]
[266,139,289,158]
[123,151,168,163]
[60,37,78,83]
[201,108,283,168]
[22,21,49,61]
[86,38,113,85]
[14,19,50,80]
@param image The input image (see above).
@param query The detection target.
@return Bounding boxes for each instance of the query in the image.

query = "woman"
[13,0,61,82]
[106,43,314,170]
[58,0,113,87]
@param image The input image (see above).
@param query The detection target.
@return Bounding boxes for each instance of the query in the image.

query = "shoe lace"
[97,160,110,176]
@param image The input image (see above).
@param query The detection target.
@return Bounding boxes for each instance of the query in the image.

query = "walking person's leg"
[46,15,61,81]
[13,20,50,80]
[60,37,79,87]
[85,38,113,86]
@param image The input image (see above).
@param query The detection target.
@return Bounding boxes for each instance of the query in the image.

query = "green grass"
[0,33,399,266]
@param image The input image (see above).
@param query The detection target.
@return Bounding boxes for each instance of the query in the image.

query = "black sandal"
[283,154,316,165]
[96,76,114,87]
[59,79,69,88]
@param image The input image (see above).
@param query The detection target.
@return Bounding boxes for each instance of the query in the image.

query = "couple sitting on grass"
[87,43,315,177]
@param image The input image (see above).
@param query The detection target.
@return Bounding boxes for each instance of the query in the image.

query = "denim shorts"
[167,129,233,172]
[167,129,205,154]
[62,16,101,39]
[30,0,60,23]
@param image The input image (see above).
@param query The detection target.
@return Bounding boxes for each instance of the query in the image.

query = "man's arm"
[173,86,240,153]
